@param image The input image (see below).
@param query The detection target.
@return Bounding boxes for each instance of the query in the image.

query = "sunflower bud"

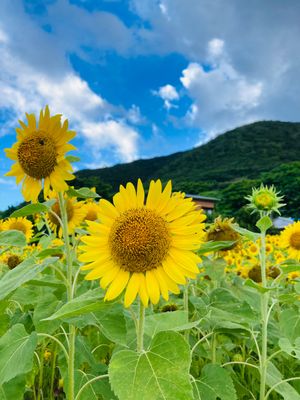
[246,184,284,215]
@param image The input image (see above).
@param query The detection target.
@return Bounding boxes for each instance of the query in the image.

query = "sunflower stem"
[137,300,145,353]
[58,192,75,400]
[258,213,269,400]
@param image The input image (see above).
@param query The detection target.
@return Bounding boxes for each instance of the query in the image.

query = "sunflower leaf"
[0,324,37,385]
[0,257,56,301]
[0,230,26,247]
[66,187,100,199]
[198,241,236,255]
[109,331,193,400]
[193,364,237,400]
[10,203,49,217]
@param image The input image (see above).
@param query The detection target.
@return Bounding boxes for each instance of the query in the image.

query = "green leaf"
[109,331,193,400]
[32,293,62,334]
[0,231,26,247]
[244,279,275,293]
[203,257,226,281]
[266,361,300,399]
[66,155,81,163]
[193,364,237,400]
[0,324,37,385]
[10,203,49,218]
[279,337,300,359]
[0,375,26,400]
[43,288,105,320]
[232,226,260,241]
[279,308,300,342]
[256,215,272,232]
[67,187,100,199]
[198,241,236,254]
[0,257,56,301]
[144,310,199,338]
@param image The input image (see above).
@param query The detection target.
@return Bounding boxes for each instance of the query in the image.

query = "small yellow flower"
[5,106,76,202]
[44,349,52,361]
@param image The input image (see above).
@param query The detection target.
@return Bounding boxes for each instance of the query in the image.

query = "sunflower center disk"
[109,208,171,273]
[18,131,57,179]
[290,232,300,250]
[49,200,74,226]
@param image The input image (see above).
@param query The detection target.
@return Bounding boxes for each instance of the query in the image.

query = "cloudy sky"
[1,0,300,209]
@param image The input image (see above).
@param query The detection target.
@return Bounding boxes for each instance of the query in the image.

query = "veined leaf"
[10,203,49,218]
[0,324,37,385]
[193,364,237,400]
[0,231,26,247]
[109,331,193,400]
[0,257,56,301]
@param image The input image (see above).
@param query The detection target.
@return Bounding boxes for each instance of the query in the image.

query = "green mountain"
[2,121,300,226]
[73,120,300,227]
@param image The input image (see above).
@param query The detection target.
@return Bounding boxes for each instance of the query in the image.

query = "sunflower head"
[6,254,22,269]
[2,217,33,242]
[5,106,76,202]
[206,217,240,250]
[161,303,179,312]
[78,179,206,307]
[246,184,284,215]
[280,221,300,260]
[47,191,85,237]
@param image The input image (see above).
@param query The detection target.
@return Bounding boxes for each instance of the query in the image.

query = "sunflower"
[2,217,33,242]
[81,202,100,222]
[46,192,85,237]
[206,217,240,250]
[5,106,76,202]
[78,179,206,307]
[281,221,300,260]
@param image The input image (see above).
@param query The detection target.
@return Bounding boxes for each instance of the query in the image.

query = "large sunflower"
[2,217,33,242]
[46,192,85,237]
[5,106,76,202]
[281,221,300,260]
[78,179,206,307]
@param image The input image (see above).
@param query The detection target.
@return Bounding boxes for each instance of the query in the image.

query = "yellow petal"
[104,269,130,301]
[146,270,160,304]
[153,268,169,301]
[100,266,120,289]
[124,273,142,307]
[22,176,42,202]
[136,179,145,207]
[138,274,149,307]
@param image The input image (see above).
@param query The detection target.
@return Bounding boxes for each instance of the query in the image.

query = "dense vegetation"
[73,121,300,226]
[3,120,300,226]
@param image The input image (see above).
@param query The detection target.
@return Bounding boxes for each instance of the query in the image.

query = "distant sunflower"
[0,220,4,232]
[82,202,100,222]
[5,106,76,202]
[2,217,33,242]
[78,179,206,307]
[281,221,300,260]
[46,192,85,237]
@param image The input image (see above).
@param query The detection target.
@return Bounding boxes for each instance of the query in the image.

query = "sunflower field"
[0,107,300,400]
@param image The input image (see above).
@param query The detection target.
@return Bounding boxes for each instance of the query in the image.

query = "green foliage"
[109,331,193,400]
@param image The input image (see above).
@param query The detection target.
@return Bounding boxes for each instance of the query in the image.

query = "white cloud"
[0,1,140,164]
[180,38,263,140]
[81,120,139,164]
[153,84,179,109]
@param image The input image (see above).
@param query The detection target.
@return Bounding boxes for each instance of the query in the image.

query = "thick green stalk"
[58,192,75,400]
[136,300,145,352]
[259,225,269,400]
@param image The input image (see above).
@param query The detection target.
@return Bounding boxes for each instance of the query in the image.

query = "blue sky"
[1,0,300,210]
